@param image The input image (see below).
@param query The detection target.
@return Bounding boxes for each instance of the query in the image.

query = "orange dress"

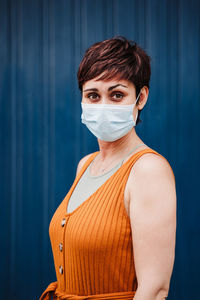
[39,148,175,300]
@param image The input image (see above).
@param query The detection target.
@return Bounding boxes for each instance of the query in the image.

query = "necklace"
[91,143,146,174]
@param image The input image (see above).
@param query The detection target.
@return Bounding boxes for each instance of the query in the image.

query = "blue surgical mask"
[81,91,141,142]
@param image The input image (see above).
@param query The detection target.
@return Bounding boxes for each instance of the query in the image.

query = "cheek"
[124,96,134,105]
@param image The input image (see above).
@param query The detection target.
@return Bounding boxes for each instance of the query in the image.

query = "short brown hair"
[77,36,151,125]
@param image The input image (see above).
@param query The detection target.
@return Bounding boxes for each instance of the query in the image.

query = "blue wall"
[0,0,200,299]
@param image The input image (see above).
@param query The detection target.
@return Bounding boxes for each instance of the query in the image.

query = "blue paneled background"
[0,0,199,299]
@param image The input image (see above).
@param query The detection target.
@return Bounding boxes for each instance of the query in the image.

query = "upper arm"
[75,153,94,179]
[128,153,177,296]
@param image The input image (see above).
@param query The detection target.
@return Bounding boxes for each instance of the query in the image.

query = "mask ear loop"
[135,90,141,104]
[134,90,141,124]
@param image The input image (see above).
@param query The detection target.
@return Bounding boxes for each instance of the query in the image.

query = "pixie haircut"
[77,36,151,125]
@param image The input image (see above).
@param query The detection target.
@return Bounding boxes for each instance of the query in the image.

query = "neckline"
[65,147,156,217]
[88,159,122,178]
[88,142,146,178]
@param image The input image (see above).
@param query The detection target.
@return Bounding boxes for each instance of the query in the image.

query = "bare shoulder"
[75,152,95,178]
[128,150,175,186]
[125,150,176,217]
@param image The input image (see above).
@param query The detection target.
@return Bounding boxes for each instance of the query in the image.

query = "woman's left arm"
[128,153,177,300]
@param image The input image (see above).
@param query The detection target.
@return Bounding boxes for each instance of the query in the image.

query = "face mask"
[81,91,141,142]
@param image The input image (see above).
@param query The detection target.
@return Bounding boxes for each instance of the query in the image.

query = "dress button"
[59,243,63,251]
[61,218,66,227]
[59,265,63,274]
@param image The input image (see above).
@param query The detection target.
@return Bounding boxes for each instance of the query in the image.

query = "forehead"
[83,76,135,91]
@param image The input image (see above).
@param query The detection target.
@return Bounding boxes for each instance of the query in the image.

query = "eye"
[87,92,99,100]
[112,92,124,99]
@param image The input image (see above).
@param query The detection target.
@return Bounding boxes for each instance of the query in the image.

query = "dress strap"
[119,148,176,184]
[119,143,146,167]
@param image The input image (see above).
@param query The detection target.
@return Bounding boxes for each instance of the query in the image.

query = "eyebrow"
[83,84,128,92]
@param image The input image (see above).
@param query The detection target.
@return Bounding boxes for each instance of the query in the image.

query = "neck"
[97,128,143,162]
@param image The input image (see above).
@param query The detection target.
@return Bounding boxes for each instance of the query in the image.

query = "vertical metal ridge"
[42,0,50,279]
[10,0,17,297]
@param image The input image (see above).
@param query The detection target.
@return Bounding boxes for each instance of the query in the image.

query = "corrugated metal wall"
[0,0,199,299]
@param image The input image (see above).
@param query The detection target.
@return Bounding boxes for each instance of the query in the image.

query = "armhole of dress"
[120,149,176,222]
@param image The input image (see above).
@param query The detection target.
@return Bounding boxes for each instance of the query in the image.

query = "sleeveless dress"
[39,148,175,300]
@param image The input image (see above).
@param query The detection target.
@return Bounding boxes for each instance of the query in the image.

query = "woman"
[39,36,176,300]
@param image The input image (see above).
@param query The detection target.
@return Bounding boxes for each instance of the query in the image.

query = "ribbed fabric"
[39,148,175,300]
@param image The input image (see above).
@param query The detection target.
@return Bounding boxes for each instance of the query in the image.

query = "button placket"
[59,218,65,276]
[59,216,69,289]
